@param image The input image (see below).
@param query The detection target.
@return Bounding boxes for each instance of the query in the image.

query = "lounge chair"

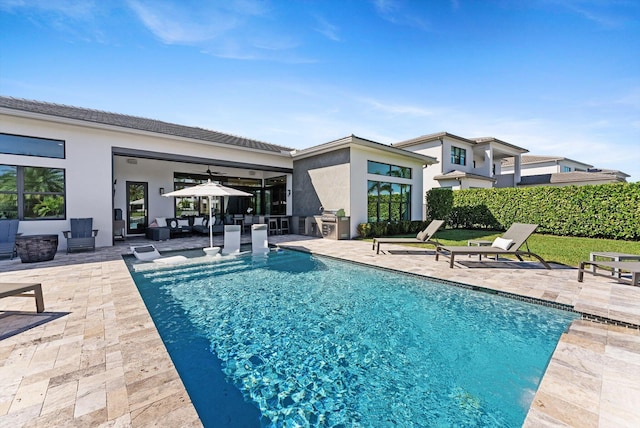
[0,219,20,259]
[577,260,640,286]
[130,245,187,265]
[373,219,445,254]
[0,282,44,312]
[251,224,269,254]
[435,223,551,269]
[63,218,98,253]
[222,225,241,255]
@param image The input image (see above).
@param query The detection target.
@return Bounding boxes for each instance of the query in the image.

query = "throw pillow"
[491,237,514,251]
[178,219,189,227]
[168,219,179,229]
[416,231,427,241]
[155,217,167,227]
[149,221,158,228]
[193,217,204,226]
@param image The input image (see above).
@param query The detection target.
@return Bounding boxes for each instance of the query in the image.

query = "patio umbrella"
[162,180,252,251]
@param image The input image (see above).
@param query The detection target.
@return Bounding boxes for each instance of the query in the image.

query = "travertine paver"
[0,234,638,427]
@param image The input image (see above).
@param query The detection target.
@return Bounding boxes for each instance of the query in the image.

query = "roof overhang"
[434,170,497,182]
[292,134,438,165]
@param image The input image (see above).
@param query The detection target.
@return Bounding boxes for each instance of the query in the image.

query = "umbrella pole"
[208,195,213,248]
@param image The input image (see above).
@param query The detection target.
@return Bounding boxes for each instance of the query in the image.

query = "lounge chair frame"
[577,260,640,286]
[435,223,551,269]
[0,282,44,313]
[373,220,445,254]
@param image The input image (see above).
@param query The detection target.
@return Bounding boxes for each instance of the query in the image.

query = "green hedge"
[425,183,640,240]
[356,220,432,239]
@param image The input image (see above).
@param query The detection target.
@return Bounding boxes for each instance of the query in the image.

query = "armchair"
[0,219,20,259]
[63,218,98,253]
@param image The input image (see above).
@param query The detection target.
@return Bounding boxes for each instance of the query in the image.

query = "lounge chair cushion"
[492,237,514,250]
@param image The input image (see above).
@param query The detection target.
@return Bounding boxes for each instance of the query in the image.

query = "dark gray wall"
[292,148,350,216]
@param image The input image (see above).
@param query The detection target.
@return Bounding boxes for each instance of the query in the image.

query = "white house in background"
[0,96,437,250]
[392,132,529,193]
[501,155,629,187]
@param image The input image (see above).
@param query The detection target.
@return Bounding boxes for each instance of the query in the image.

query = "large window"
[0,165,66,220]
[0,133,65,159]
[451,146,466,166]
[367,180,411,222]
[367,161,411,179]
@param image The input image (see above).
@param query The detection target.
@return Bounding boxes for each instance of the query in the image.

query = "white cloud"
[126,0,238,44]
[313,15,340,42]
[371,0,431,30]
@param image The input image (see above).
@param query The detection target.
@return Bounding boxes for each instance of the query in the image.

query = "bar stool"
[268,218,280,235]
[280,217,290,234]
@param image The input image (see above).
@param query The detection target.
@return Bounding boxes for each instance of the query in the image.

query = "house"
[393,132,529,190]
[392,132,528,213]
[0,96,437,250]
[501,155,629,187]
[291,135,433,230]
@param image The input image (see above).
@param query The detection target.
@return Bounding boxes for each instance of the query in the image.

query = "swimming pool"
[128,249,578,427]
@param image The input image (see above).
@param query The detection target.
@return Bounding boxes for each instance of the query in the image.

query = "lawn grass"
[374,228,640,267]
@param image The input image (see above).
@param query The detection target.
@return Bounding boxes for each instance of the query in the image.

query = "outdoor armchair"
[435,223,551,269]
[0,219,20,259]
[63,218,98,253]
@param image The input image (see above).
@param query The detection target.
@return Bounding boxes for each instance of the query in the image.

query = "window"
[451,146,466,166]
[367,180,411,222]
[0,165,66,220]
[367,161,411,179]
[0,133,65,159]
[561,166,571,172]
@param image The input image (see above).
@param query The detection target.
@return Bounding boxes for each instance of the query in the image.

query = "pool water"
[128,249,578,427]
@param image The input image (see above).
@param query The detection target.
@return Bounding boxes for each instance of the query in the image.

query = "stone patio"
[0,234,638,427]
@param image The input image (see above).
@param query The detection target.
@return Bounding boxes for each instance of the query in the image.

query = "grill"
[320,210,350,240]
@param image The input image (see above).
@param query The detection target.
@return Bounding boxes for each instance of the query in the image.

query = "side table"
[467,240,493,260]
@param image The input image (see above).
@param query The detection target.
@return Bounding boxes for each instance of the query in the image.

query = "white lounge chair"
[251,224,269,254]
[131,245,187,265]
[222,225,241,255]
[435,223,551,269]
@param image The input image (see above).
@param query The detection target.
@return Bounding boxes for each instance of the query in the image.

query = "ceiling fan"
[197,166,227,177]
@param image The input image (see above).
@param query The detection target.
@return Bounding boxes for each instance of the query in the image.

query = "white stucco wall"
[350,145,426,237]
[1,115,114,251]
[1,112,293,251]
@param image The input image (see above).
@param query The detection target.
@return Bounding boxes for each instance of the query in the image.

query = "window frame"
[0,132,66,159]
[450,146,466,166]
[367,180,411,222]
[0,164,66,220]
[367,160,412,179]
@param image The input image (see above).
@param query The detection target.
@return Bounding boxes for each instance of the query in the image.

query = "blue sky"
[1,0,639,181]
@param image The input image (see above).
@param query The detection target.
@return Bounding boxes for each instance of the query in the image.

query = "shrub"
[424,183,640,240]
